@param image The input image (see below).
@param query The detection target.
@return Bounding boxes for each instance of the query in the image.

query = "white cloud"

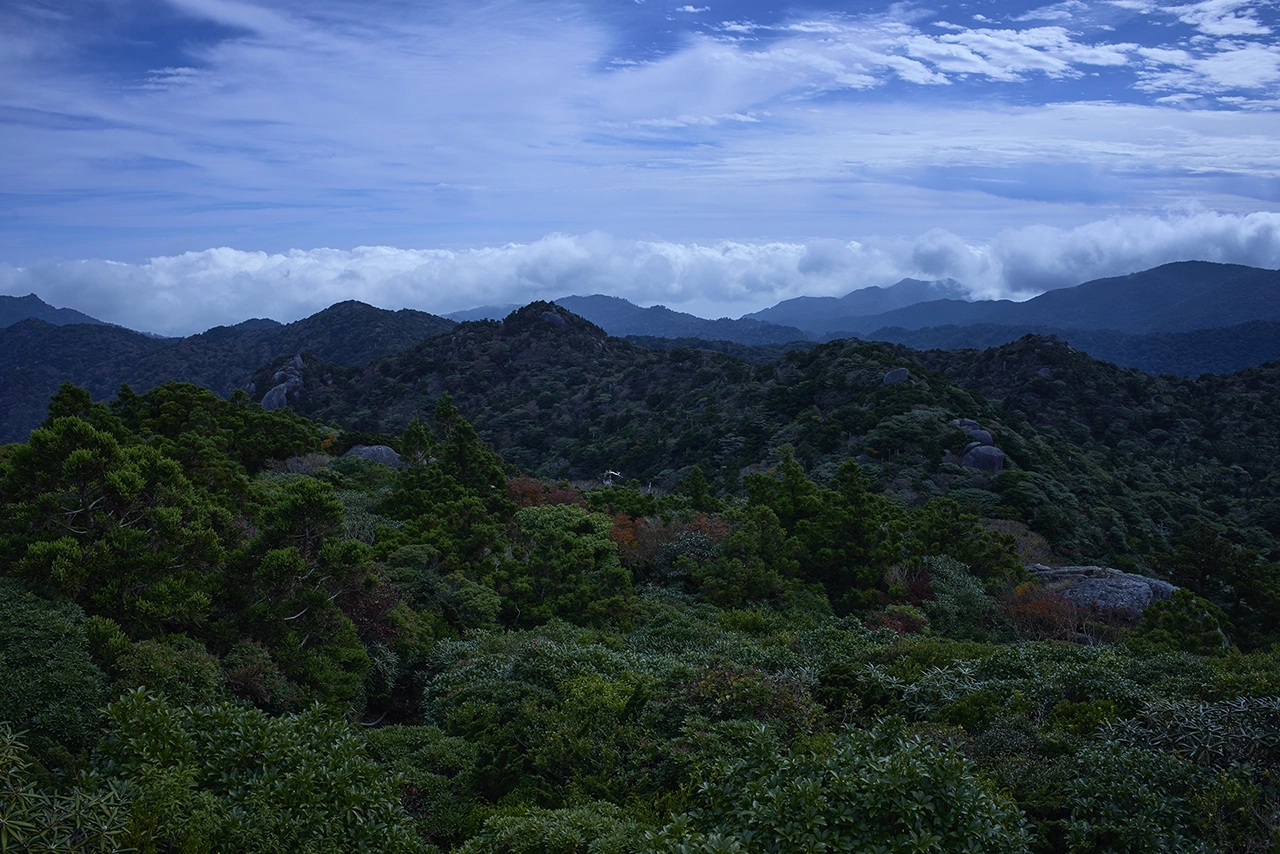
[902,25,1135,80]
[1015,1,1088,23]
[1137,40,1280,92]
[1170,0,1271,37]
[5,212,1280,335]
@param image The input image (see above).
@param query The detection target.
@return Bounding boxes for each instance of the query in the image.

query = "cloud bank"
[4,211,1279,336]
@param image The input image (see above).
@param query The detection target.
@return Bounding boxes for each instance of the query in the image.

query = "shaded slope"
[0,301,456,442]
[0,319,171,442]
[867,320,1280,376]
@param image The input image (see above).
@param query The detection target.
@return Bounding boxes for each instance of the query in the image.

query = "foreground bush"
[649,718,1029,854]
[94,691,425,854]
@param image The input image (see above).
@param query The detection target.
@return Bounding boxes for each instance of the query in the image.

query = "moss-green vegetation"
[3,346,1280,851]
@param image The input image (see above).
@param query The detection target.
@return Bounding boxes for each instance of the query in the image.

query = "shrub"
[0,723,131,854]
[1130,589,1231,655]
[94,690,426,854]
[998,583,1081,641]
[0,580,107,761]
[651,719,1029,854]
[458,802,646,854]
[920,556,995,641]
[1064,745,1206,854]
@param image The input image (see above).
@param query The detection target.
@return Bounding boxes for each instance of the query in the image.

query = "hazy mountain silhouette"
[2,293,116,329]
[828,262,1280,336]
[745,278,970,334]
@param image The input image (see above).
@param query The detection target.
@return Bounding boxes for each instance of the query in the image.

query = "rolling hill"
[0,300,456,442]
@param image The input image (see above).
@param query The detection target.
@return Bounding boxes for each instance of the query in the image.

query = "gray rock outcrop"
[961,445,1005,472]
[948,418,1004,471]
[883,367,910,385]
[343,445,402,468]
[261,355,305,411]
[1028,564,1176,613]
[967,429,993,446]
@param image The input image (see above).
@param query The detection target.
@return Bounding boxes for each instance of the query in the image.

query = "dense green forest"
[3,311,1280,851]
[269,305,1280,612]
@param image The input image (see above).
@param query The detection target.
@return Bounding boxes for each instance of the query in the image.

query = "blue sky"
[3,0,1280,334]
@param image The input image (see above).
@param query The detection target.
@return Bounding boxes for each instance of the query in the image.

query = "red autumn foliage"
[506,476,585,508]
[609,511,730,568]
[998,582,1082,641]
[865,608,928,635]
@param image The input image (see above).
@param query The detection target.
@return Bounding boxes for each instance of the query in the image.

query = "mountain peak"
[502,300,608,338]
[1,293,109,329]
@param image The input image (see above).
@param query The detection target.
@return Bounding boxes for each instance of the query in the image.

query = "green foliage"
[363,724,479,848]
[111,382,320,483]
[113,635,227,706]
[220,641,295,713]
[500,504,636,629]
[1131,589,1230,656]
[94,691,426,854]
[458,802,646,854]
[1063,746,1207,854]
[691,506,799,609]
[739,454,1020,613]
[651,719,1029,853]
[10,347,1280,854]
[0,580,106,761]
[919,556,996,641]
[0,723,131,854]
[1,416,226,637]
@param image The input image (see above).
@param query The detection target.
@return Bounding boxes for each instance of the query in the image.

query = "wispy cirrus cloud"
[1,0,1278,279]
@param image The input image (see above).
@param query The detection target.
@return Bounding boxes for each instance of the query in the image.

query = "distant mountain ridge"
[0,301,457,442]
[864,320,1280,377]
[553,295,813,345]
[745,277,969,334]
[2,293,116,329]
[7,259,1280,443]
[825,262,1280,336]
[450,295,814,345]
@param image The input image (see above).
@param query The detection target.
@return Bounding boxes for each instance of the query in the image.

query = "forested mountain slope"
[0,300,456,442]
[254,301,997,486]
[251,303,1280,619]
[867,320,1280,377]
[0,318,173,443]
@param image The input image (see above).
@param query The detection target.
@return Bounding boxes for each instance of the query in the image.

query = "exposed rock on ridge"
[1028,564,1176,613]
